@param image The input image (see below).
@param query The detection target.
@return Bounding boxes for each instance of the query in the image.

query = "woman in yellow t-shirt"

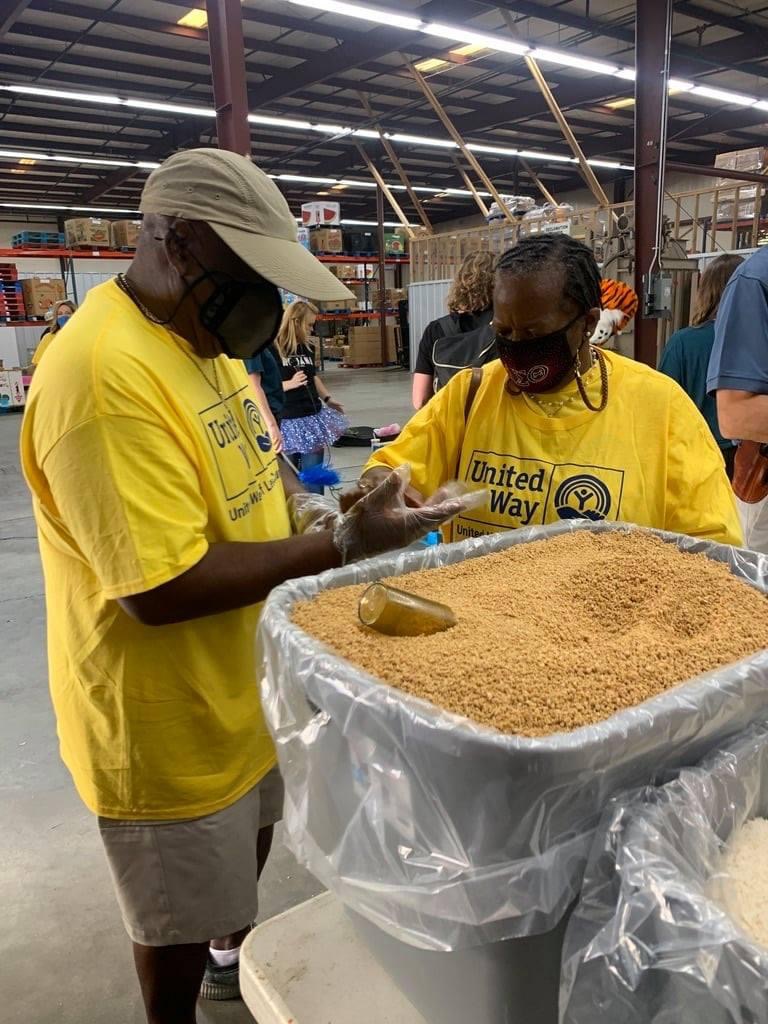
[31,298,76,367]
[357,235,742,546]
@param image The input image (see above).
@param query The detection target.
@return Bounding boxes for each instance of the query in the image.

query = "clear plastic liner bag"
[258,521,768,951]
[560,720,768,1024]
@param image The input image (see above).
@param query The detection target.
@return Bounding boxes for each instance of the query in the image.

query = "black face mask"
[496,312,584,393]
[154,236,284,360]
[185,254,284,360]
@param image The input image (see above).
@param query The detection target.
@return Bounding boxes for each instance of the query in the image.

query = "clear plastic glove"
[332,464,487,563]
[288,492,340,536]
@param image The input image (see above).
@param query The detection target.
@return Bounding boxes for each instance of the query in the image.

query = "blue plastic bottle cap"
[424,531,441,546]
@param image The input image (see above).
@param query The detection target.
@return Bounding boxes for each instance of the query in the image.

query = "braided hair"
[496,235,602,314]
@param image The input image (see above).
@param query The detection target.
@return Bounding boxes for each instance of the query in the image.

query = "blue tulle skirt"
[281,406,349,455]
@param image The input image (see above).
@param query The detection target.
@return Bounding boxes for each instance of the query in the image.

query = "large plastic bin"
[560,720,768,1023]
[259,522,768,1023]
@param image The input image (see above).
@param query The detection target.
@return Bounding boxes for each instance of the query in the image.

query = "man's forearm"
[118,531,342,625]
[717,390,768,443]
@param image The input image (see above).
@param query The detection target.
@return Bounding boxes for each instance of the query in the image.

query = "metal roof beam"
[0,0,31,36]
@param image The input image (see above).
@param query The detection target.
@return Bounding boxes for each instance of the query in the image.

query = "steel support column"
[376,186,388,366]
[207,0,251,155]
[633,0,672,366]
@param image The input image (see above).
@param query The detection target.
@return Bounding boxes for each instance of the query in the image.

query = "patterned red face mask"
[497,313,583,393]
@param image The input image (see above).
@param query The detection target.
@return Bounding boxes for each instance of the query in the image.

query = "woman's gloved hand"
[331,464,487,563]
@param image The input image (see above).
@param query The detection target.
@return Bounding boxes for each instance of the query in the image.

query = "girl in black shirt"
[276,301,347,493]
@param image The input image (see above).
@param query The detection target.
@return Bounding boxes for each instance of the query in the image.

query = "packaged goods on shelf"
[316,298,356,312]
[0,369,25,408]
[309,228,343,254]
[64,217,111,247]
[519,206,545,236]
[384,231,408,255]
[540,203,575,235]
[486,194,536,223]
[110,220,141,250]
[714,147,768,222]
[20,277,66,316]
[342,229,377,254]
[301,201,340,227]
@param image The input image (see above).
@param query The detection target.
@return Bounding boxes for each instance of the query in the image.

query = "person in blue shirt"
[659,253,743,478]
[244,343,284,453]
[708,245,768,552]
[708,245,768,443]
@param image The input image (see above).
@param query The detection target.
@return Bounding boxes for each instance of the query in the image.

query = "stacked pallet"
[0,265,26,322]
[11,230,65,250]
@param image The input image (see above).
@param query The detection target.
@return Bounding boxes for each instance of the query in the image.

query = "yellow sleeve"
[665,389,743,547]
[31,333,53,366]
[39,413,209,599]
[365,372,471,497]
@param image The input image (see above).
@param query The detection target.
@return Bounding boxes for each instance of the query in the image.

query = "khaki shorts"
[98,767,284,947]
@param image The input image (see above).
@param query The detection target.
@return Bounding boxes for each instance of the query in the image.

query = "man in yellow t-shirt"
[21,149,473,1021]
[360,235,742,547]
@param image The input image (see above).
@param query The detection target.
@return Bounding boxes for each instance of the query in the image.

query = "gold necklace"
[116,272,223,400]
[574,345,609,412]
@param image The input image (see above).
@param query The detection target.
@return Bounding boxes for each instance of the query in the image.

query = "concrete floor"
[0,366,414,1024]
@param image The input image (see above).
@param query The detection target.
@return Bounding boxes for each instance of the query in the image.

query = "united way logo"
[243,398,272,453]
[554,474,612,521]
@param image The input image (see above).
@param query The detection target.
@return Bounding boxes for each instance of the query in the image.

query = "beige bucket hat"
[139,148,354,302]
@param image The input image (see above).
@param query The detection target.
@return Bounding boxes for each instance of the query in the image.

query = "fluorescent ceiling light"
[349,128,380,139]
[249,114,314,130]
[278,174,338,184]
[285,0,423,32]
[123,98,215,116]
[691,85,756,106]
[668,79,694,93]
[0,202,140,214]
[337,178,378,188]
[18,157,36,165]
[587,159,622,169]
[518,149,572,163]
[530,48,618,76]
[341,219,416,227]
[388,133,456,148]
[614,68,636,81]
[422,23,529,56]
[0,148,158,171]
[177,8,207,29]
[0,148,48,160]
[754,99,768,111]
[468,143,518,156]
[1,84,122,104]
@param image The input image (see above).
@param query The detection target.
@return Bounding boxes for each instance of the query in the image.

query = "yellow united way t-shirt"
[21,280,292,820]
[368,353,742,546]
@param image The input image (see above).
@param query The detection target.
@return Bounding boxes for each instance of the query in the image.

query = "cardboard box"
[301,201,341,227]
[346,324,397,364]
[309,228,343,253]
[0,369,25,409]
[111,220,141,249]
[21,277,66,316]
[384,231,407,255]
[65,217,111,247]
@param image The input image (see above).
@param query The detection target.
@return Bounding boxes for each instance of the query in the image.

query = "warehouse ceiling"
[1,0,768,224]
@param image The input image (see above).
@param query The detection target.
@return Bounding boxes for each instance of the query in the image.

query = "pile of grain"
[292,531,768,736]
[715,817,768,948]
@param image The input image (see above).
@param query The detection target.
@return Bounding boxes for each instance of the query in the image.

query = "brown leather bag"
[732,440,768,504]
